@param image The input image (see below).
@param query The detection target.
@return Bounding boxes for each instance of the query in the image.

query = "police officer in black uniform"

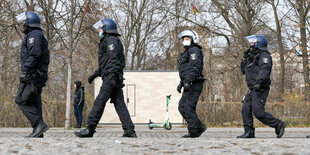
[177,30,207,138]
[74,19,136,138]
[15,12,50,138]
[238,35,286,138]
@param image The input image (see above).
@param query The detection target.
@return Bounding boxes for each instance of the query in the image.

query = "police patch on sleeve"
[29,38,34,44]
[108,44,114,50]
[190,54,196,60]
[263,57,269,63]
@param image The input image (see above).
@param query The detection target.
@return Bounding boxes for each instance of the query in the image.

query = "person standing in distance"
[238,35,286,138]
[74,19,136,138]
[15,12,50,138]
[73,81,85,128]
[177,30,207,138]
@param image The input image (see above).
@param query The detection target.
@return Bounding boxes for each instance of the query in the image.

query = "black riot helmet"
[93,18,120,36]
[245,35,268,51]
[16,12,42,30]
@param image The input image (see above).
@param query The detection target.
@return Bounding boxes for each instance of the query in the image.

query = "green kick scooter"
[148,95,172,130]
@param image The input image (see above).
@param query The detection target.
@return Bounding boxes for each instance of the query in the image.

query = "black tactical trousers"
[178,81,203,134]
[87,76,135,131]
[17,87,43,128]
[242,88,280,131]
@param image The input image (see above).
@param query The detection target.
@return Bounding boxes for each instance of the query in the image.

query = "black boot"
[237,130,255,138]
[25,130,34,138]
[25,129,43,138]
[307,135,310,138]
[181,133,200,138]
[74,127,95,138]
[27,122,49,138]
[122,130,137,138]
[182,124,206,138]
[275,121,286,138]
[197,124,207,137]
[25,133,44,138]
[181,133,191,138]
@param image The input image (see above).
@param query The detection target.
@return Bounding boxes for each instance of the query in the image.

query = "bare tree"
[104,0,170,70]
[286,0,310,101]
[261,0,287,99]
[53,0,92,129]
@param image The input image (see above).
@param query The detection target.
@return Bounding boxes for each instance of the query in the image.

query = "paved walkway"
[0,126,310,154]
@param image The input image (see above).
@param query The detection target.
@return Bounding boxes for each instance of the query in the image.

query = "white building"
[94,71,183,124]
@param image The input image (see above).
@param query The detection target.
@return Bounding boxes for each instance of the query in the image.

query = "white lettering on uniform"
[190,54,196,60]
[263,57,268,64]
[29,38,34,44]
[108,44,114,50]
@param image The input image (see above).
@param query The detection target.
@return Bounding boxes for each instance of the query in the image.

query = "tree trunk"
[65,0,75,129]
[65,58,72,129]
[271,1,285,99]
[297,0,310,101]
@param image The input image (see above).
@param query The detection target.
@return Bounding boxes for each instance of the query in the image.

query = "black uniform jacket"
[241,50,272,89]
[178,44,205,84]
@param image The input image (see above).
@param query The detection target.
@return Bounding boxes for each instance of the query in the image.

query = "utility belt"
[21,69,47,81]
[20,70,46,83]
[181,75,206,83]
[249,86,269,92]
[189,77,206,83]
[101,71,124,81]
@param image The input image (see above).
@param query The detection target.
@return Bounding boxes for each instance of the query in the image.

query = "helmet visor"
[16,12,27,22]
[245,35,258,46]
[93,20,105,30]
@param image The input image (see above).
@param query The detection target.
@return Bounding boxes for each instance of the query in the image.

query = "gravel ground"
[0,127,310,154]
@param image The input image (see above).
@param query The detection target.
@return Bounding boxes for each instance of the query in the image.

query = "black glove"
[88,74,97,84]
[183,83,191,92]
[253,84,260,92]
[19,72,32,83]
[243,49,250,60]
[15,82,37,105]
[177,82,183,93]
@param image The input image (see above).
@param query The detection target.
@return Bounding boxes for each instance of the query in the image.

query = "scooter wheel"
[164,122,172,130]
[148,122,154,130]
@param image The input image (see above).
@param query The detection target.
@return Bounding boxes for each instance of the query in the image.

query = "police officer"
[15,12,50,138]
[177,30,207,138]
[73,81,85,128]
[74,19,136,138]
[238,35,286,138]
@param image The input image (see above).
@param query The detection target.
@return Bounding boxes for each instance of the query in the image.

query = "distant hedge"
[197,93,310,127]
